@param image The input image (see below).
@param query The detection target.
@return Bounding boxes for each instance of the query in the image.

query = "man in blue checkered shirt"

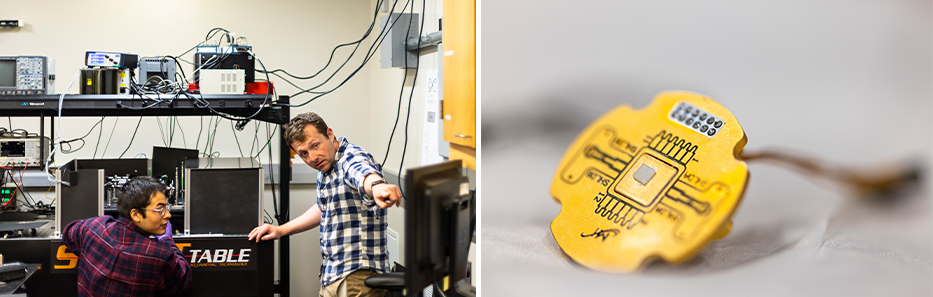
[249,112,402,297]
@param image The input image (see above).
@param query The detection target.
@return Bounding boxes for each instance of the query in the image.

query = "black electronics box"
[184,157,262,235]
[56,159,104,233]
[193,47,255,83]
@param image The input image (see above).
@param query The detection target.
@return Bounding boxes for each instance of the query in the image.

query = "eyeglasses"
[140,206,169,216]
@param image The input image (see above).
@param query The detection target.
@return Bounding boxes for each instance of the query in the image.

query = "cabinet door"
[442,0,476,149]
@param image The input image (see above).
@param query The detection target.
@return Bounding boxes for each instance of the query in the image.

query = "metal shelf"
[0,94,287,124]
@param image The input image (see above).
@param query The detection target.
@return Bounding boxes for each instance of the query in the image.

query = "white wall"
[2,0,444,295]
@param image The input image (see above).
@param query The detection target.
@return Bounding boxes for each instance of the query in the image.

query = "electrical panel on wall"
[380,13,419,69]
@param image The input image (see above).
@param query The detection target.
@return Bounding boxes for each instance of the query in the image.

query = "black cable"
[200,117,212,156]
[196,116,204,152]
[169,116,176,147]
[19,182,39,209]
[93,116,106,158]
[398,0,426,195]
[263,209,274,224]
[172,29,230,64]
[282,0,413,106]
[119,117,144,158]
[116,100,164,110]
[162,55,189,89]
[59,141,75,154]
[59,119,100,154]
[287,0,399,93]
[8,172,37,209]
[381,0,416,166]
[250,53,273,105]
[203,117,218,157]
[173,117,177,146]
[253,125,278,159]
[156,116,168,146]
[261,71,324,94]
[254,0,387,82]
[60,117,106,154]
[205,28,232,44]
[176,117,187,149]
[209,117,221,156]
[120,29,267,121]
[101,117,120,157]
[250,121,260,157]
[63,117,105,142]
[266,122,281,225]
[184,88,267,122]
[186,49,268,116]
[170,117,175,146]
[231,120,245,157]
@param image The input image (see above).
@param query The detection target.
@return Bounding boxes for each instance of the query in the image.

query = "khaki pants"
[320,269,386,297]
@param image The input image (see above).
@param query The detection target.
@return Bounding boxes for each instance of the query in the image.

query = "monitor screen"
[0,60,15,87]
[404,160,473,295]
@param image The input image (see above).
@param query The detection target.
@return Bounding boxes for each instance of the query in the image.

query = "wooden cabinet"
[442,0,476,169]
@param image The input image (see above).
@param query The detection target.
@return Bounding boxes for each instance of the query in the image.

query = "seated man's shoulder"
[81,215,118,229]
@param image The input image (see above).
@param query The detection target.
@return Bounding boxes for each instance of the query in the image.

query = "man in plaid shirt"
[63,176,192,296]
[249,112,402,297]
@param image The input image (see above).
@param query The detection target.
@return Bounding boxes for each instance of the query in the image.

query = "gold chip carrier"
[550,91,749,272]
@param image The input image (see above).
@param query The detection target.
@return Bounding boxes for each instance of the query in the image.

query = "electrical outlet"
[0,20,22,28]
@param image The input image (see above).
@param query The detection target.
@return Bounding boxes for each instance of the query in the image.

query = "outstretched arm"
[364,173,402,208]
[61,219,88,256]
[248,204,322,242]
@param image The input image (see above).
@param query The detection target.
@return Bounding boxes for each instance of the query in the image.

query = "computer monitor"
[404,160,475,297]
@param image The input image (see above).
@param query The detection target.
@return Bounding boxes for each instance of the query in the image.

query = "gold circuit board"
[550,91,749,272]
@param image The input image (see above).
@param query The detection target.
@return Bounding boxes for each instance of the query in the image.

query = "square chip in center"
[612,152,680,211]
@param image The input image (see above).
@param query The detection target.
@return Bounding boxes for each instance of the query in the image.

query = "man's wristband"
[371,179,386,188]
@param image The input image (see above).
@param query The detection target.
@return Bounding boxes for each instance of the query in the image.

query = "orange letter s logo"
[54,245,79,269]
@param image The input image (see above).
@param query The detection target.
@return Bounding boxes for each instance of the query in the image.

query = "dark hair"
[283,112,328,150]
[117,176,167,219]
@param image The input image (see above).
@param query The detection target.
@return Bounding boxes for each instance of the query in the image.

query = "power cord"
[739,149,922,197]
[118,117,143,158]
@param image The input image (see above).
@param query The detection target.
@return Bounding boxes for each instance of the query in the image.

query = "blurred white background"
[480,0,932,296]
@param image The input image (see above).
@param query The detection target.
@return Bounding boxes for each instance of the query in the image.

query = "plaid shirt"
[62,216,192,297]
[317,137,389,286]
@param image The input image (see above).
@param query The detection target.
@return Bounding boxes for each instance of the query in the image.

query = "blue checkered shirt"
[317,137,389,286]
